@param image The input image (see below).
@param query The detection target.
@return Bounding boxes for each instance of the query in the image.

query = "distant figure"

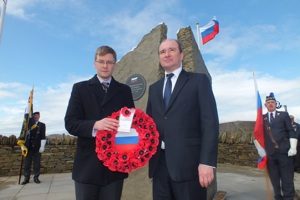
[21,111,46,185]
[290,115,300,172]
[146,39,219,200]
[65,45,134,200]
[263,93,297,200]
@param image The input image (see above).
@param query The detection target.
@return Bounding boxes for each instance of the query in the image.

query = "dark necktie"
[101,82,109,93]
[270,112,274,123]
[163,73,174,108]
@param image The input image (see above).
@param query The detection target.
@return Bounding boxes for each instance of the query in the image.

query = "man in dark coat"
[146,39,219,200]
[65,45,134,200]
[263,92,297,200]
[22,111,46,184]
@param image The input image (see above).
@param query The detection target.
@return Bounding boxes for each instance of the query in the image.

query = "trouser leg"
[267,155,282,200]
[23,153,32,180]
[33,152,41,178]
[278,154,295,200]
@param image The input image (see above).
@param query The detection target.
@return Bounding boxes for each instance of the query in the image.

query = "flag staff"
[17,87,34,184]
[0,0,7,44]
[252,72,272,200]
[196,22,201,49]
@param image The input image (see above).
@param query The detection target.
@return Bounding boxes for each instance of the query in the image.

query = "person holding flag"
[21,111,46,185]
[263,92,297,200]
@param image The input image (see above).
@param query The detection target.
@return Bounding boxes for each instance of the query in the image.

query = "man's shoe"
[21,179,29,185]
[34,177,40,184]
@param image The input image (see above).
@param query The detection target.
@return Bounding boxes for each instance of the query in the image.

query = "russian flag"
[115,128,139,145]
[199,17,219,45]
[253,74,267,169]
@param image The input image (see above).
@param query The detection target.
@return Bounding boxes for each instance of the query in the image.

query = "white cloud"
[6,0,37,19]
[212,69,300,124]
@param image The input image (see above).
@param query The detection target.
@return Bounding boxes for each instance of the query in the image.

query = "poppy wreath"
[95,107,159,173]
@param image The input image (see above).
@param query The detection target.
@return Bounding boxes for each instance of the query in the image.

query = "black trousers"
[267,152,295,200]
[23,150,41,180]
[74,180,123,200]
[152,151,206,200]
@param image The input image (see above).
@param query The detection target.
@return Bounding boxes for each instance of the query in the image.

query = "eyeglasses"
[95,60,115,65]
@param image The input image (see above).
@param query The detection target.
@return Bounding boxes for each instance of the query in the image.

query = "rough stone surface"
[177,26,211,80]
[113,23,167,111]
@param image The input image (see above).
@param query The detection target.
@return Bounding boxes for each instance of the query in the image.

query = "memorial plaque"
[126,74,147,101]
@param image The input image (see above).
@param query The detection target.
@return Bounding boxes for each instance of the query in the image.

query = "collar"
[97,75,112,84]
[269,111,276,117]
[164,66,182,78]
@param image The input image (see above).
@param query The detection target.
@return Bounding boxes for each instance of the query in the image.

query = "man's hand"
[93,118,119,131]
[39,139,46,153]
[198,164,214,188]
[288,138,298,156]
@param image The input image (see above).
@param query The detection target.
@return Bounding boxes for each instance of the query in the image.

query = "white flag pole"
[196,22,201,49]
[0,0,7,44]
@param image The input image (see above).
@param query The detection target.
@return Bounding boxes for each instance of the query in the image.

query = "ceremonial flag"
[253,74,267,169]
[199,17,219,45]
[19,88,34,140]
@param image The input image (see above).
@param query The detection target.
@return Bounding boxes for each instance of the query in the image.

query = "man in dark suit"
[65,45,134,200]
[263,92,297,200]
[146,39,219,200]
[22,111,46,184]
[290,115,300,172]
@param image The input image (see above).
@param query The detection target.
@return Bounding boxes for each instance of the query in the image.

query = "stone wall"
[218,121,257,167]
[0,134,76,176]
[0,121,259,176]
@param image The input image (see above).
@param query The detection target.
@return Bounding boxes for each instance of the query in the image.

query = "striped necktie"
[101,82,109,93]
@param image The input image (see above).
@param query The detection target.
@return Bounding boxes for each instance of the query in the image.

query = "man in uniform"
[263,93,297,200]
[22,111,46,184]
[290,115,300,172]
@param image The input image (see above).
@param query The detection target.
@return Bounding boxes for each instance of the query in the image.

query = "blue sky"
[0,0,300,136]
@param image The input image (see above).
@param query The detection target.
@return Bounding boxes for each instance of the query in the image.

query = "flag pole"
[252,72,272,200]
[17,87,34,184]
[18,155,24,184]
[196,22,201,49]
[0,0,7,44]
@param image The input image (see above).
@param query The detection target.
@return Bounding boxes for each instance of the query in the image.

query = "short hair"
[159,39,183,53]
[94,45,117,61]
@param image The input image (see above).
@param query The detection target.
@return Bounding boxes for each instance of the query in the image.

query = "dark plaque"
[126,74,147,101]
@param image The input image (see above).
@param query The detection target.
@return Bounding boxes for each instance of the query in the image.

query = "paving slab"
[0,164,299,200]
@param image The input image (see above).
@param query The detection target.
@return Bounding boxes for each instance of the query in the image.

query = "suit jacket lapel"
[88,75,105,110]
[165,70,189,113]
[101,77,120,106]
[156,79,165,114]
